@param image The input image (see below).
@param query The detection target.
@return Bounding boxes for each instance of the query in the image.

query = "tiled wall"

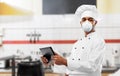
[1,26,120,58]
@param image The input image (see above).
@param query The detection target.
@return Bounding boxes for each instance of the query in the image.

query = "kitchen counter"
[102,67,119,76]
[102,67,119,73]
[0,67,119,76]
[0,72,63,76]
[0,68,64,76]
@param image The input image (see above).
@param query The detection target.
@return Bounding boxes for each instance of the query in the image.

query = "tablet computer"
[40,47,55,63]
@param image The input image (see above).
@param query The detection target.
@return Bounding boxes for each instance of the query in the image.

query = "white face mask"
[81,21,93,32]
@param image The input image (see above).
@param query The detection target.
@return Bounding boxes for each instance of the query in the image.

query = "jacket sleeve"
[67,39,105,73]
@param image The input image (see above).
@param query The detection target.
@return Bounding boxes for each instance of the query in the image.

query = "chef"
[41,5,106,76]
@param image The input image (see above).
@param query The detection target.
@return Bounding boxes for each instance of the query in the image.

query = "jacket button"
[80,39,82,40]
[75,47,77,49]
[78,59,80,60]
[88,37,91,40]
[82,47,84,49]
[72,59,74,60]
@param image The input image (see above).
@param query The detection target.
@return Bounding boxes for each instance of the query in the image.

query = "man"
[41,5,105,76]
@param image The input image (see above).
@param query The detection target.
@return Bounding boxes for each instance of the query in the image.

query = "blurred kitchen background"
[0,0,120,76]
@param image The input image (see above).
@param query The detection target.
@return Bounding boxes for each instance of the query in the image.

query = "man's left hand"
[52,54,67,66]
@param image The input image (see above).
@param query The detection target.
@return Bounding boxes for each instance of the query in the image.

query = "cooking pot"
[17,60,44,76]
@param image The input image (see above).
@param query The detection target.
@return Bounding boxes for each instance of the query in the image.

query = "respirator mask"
[81,21,93,32]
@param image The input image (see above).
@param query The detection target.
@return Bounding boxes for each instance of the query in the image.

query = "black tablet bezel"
[40,47,55,55]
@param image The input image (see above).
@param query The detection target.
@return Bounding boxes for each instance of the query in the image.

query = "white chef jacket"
[66,32,105,76]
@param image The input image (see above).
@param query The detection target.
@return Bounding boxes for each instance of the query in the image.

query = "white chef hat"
[75,5,98,21]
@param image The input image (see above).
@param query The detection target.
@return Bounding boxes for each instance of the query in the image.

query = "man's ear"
[93,21,97,26]
[95,21,97,25]
[80,21,82,25]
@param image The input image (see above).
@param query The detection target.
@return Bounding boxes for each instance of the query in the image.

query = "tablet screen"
[40,47,55,55]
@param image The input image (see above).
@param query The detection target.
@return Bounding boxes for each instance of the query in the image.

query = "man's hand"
[41,56,49,66]
[52,54,67,66]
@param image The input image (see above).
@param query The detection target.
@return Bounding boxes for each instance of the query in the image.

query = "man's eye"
[82,18,86,22]
[88,18,94,22]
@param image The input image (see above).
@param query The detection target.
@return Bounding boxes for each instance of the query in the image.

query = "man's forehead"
[82,17,94,19]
